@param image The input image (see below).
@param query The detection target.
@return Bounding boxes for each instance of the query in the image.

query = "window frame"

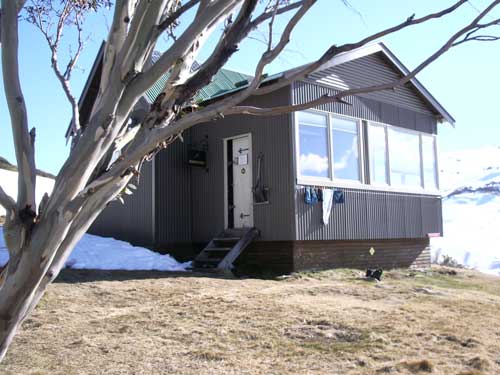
[366,122,390,187]
[387,125,424,189]
[295,109,364,185]
[296,110,331,182]
[294,109,440,195]
[329,113,364,184]
[420,133,439,190]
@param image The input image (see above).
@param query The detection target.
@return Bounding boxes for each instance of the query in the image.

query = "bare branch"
[83,0,316,190]
[124,0,241,104]
[24,0,109,136]
[99,0,135,94]
[1,0,37,210]
[164,0,309,109]
[0,186,16,213]
[226,2,500,117]
[157,0,201,33]
[253,0,472,96]
[452,17,500,46]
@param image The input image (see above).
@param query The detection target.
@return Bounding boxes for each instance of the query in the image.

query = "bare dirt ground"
[0,266,499,375]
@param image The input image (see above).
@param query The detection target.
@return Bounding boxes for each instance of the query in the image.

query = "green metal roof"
[144,66,253,104]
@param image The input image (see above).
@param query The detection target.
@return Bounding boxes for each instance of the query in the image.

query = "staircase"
[193,227,259,272]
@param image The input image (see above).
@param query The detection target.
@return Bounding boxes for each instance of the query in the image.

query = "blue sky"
[1,0,499,174]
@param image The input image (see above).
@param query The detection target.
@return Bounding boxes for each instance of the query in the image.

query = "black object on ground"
[366,268,383,281]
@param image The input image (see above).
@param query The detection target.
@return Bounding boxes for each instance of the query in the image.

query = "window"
[296,111,439,192]
[297,111,329,178]
[368,124,388,184]
[388,128,422,187]
[422,135,438,189]
[331,116,360,181]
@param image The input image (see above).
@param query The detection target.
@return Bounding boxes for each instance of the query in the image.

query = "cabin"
[75,42,452,274]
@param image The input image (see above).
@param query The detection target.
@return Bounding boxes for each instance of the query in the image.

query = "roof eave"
[378,42,456,127]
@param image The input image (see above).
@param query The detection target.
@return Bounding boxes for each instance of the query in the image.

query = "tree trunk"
[0,174,130,362]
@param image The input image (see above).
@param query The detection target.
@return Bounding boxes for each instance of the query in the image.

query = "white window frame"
[366,122,390,187]
[370,120,440,193]
[295,110,331,183]
[421,133,439,190]
[387,125,424,189]
[330,113,364,185]
[295,109,364,186]
[294,109,440,195]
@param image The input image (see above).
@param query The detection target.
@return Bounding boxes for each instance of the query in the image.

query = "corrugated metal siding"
[295,187,442,241]
[189,86,296,242]
[154,136,192,246]
[308,52,434,116]
[293,81,438,134]
[89,161,154,246]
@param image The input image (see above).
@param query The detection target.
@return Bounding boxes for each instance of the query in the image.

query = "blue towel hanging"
[317,188,323,202]
[333,189,345,204]
[311,187,319,204]
[304,187,312,204]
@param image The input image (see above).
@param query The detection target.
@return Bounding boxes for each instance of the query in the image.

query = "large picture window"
[296,110,439,192]
[297,111,329,178]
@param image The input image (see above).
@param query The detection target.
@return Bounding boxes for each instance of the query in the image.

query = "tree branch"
[253,0,472,96]
[99,0,135,96]
[1,0,37,211]
[124,0,240,104]
[0,186,15,213]
[25,0,104,137]
[157,0,201,32]
[81,0,316,191]
[226,2,500,117]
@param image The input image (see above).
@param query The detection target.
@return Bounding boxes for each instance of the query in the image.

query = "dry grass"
[0,266,499,375]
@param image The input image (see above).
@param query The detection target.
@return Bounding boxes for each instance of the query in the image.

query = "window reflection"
[332,117,360,181]
[298,112,329,178]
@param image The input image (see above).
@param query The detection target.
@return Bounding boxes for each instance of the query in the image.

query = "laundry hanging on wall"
[333,189,345,204]
[322,188,334,225]
[304,186,312,204]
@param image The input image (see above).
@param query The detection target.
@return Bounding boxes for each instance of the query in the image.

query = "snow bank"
[0,169,55,217]
[0,166,189,272]
[431,146,500,276]
[0,227,191,271]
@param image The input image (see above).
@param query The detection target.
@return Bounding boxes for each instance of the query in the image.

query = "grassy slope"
[0,267,499,375]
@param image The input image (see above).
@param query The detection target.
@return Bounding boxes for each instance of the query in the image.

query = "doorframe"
[223,132,253,229]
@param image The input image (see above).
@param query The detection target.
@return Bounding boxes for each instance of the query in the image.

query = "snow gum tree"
[0,0,499,361]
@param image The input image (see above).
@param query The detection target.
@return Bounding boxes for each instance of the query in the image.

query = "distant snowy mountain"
[431,146,500,276]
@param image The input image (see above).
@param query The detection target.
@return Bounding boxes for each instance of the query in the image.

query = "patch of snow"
[0,169,55,216]
[0,227,190,271]
[431,146,500,276]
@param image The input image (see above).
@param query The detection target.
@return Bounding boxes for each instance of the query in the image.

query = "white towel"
[322,188,334,225]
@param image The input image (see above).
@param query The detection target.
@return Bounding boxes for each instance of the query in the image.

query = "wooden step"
[193,227,260,272]
[213,237,241,242]
[204,247,232,252]
[223,228,249,237]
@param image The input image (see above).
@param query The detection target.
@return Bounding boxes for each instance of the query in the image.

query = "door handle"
[240,213,251,219]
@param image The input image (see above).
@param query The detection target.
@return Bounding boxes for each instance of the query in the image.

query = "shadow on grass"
[54,268,235,284]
